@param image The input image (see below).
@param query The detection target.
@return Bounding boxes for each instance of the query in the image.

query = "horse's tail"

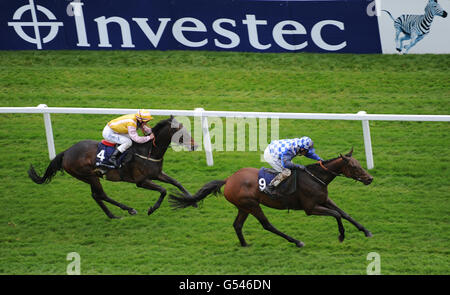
[169,179,227,209]
[382,10,396,22]
[28,152,65,184]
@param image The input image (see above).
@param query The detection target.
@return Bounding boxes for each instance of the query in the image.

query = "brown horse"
[28,116,198,219]
[169,148,373,247]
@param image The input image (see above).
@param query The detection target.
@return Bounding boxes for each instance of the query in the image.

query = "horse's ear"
[340,153,350,162]
[345,147,354,157]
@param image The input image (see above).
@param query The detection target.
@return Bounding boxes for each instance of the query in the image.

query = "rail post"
[38,104,56,160]
[358,111,374,169]
[194,108,214,166]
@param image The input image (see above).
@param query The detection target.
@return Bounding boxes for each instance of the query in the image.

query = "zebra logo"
[382,0,447,54]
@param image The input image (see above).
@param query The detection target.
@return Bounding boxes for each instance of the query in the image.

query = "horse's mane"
[131,117,172,149]
[130,117,173,151]
[151,117,173,135]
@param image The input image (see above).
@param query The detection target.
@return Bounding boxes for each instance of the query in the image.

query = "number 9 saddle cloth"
[258,167,297,198]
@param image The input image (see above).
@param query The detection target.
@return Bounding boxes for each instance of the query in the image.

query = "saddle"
[94,140,131,175]
[258,167,297,199]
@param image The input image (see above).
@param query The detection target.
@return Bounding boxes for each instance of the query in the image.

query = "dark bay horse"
[28,116,198,219]
[169,148,373,247]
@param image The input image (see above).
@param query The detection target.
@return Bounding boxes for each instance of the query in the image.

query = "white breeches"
[102,125,132,153]
[264,146,283,172]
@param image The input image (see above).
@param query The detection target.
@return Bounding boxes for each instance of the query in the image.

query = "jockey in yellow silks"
[102,109,154,167]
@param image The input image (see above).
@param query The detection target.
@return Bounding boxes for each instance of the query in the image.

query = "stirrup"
[108,158,120,168]
[107,148,121,167]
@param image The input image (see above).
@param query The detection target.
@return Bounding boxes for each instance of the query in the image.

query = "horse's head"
[150,116,198,152]
[339,148,373,185]
[169,116,199,151]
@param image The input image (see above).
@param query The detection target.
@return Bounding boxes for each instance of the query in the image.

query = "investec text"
[71,2,346,51]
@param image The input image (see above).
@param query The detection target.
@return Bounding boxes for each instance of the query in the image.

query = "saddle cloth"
[257,167,278,189]
[257,167,297,197]
[95,140,127,168]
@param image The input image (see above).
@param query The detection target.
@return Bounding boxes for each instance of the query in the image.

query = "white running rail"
[1,104,449,169]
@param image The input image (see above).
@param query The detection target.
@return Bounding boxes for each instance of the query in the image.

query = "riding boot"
[269,168,291,188]
[108,149,122,168]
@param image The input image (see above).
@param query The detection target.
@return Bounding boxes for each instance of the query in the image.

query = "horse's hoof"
[128,208,138,215]
[110,215,121,219]
[295,241,305,248]
[339,235,345,243]
[147,207,154,215]
[365,231,373,238]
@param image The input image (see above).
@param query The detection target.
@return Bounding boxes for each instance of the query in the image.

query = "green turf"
[0,51,449,275]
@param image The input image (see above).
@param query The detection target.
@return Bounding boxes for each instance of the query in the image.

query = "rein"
[304,169,327,186]
[305,159,344,187]
[135,135,161,162]
[134,121,183,163]
[135,153,162,162]
[319,160,342,176]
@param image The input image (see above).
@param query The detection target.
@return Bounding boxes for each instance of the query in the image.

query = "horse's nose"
[443,11,448,18]
[366,177,373,185]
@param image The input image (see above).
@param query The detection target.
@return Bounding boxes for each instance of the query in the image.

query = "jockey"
[102,109,155,167]
[263,136,322,189]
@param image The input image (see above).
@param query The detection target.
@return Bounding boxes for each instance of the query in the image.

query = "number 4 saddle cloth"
[95,140,128,169]
[257,167,297,198]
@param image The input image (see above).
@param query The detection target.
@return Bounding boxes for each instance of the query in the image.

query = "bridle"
[323,158,370,183]
[319,158,364,182]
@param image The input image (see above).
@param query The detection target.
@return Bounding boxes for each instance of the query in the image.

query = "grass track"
[0,51,449,274]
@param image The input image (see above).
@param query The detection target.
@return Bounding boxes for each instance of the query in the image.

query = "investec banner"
[0,0,448,53]
[1,0,381,53]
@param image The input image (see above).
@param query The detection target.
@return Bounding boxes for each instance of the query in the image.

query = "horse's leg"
[88,176,138,218]
[156,171,191,197]
[156,172,198,208]
[251,205,305,248]
[233,209,249,247]
[137,179,167,215]
[306,205,345,242]
[325,198,372,238]
[101,193,138,216]
[88,178,120,219]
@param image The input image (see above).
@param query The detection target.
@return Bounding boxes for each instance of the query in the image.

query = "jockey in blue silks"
[263,136,322,189]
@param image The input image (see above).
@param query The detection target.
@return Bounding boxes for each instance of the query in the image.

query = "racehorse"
[28,116,198,219]
[169,148,373,247]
